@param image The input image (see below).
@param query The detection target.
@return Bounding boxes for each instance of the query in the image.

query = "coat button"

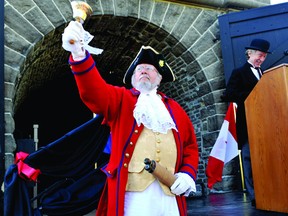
[130,141,133,146]
[134,129,139,134]
[156,158,160,162]
[125,153,130,158]
[124,163,128,168]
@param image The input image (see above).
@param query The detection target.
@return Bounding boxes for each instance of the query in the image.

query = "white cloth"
[124,180,179,216]
[62,21,103,61]
[133,88,177,134]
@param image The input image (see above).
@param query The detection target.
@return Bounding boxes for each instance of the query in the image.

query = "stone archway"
[4,0,236,190]
[14,15,204,147]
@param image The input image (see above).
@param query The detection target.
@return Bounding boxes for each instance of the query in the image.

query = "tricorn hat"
[123,46,175,86]
[245,38,271,53]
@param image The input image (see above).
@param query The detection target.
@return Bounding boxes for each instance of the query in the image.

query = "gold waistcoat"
[126,127,177,196]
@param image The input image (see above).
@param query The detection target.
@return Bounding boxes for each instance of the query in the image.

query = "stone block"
[5,113,15,134]
[4,134,16,153]
[33,0,66,27]
[5,5,42,43]
[4,65,19,83]
[24,7,54,35]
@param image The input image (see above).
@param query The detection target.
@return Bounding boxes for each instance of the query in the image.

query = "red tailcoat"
[69,52,199,216]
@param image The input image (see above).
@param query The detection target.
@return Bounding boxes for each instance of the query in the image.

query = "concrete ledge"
[160,0,269,10]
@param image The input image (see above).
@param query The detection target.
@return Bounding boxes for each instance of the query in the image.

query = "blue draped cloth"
[4,115,110,216]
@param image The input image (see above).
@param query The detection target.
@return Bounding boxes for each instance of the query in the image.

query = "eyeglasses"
[135,65,157,72]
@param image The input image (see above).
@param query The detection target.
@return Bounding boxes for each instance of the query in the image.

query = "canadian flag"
[206,102,238,189]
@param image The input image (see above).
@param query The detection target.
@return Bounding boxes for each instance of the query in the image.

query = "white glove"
[62,21,86,61]
[170,173,196,196]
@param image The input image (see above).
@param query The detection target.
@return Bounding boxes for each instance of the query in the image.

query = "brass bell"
[71,1,93,23]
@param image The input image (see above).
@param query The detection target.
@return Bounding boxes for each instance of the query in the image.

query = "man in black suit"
[221,38,271,207]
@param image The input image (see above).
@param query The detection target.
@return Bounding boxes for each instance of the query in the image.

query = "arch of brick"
[4,0,267,191]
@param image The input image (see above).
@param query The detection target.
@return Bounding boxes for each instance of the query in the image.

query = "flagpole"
[238,150,245,191]
[232,103,245,191]
[33,124,39,208]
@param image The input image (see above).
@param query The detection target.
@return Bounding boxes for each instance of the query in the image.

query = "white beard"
[134,78,155,93]
[135,82,152,93]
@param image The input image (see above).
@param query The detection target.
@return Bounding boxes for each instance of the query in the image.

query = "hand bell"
[71,1,93,23]
[69,1,93,44]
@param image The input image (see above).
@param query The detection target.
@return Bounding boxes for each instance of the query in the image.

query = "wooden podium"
[245,64,288,213]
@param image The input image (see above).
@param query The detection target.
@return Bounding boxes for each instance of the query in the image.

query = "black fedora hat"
[123,46,175,86]
[245,38,271,53]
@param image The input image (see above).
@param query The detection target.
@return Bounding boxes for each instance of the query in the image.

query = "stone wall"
[3,0,270,192]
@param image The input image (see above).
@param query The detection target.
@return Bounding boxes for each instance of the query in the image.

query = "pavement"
[84,191,288,216]
[187,191,288,216]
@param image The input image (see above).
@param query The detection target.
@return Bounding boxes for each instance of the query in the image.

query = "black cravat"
[255,67,262,78]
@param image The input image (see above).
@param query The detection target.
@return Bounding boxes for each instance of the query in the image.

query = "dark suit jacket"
[222,62,260,149]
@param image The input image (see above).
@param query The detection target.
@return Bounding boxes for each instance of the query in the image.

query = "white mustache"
[139,74,150,80]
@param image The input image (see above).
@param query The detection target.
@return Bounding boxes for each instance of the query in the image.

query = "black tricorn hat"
[123,46,175,86]
[245,39,271,53]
